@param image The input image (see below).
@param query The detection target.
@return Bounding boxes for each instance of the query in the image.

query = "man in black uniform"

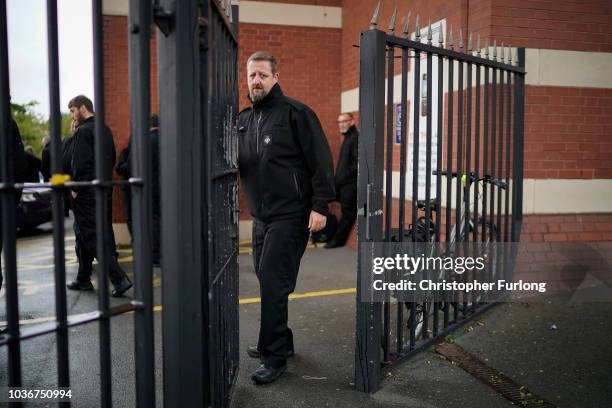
[0,109,26,298]
[114,114,161,265]
[65,95,132,297]
[239,51,335,384]
[325,112,358,248]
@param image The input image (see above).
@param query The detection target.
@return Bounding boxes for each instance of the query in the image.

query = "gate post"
[355,29,386,393]
[157,0,206,406]
[511,48,525,242]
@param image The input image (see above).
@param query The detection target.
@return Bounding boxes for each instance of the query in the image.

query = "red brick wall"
[490,0,612,52]
[521,214,612,242]
[238,22,342,219]
[524,86,612,179]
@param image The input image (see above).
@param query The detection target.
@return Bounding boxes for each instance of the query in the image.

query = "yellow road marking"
[1,287,357,326]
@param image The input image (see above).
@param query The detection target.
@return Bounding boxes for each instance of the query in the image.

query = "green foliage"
[10,101,72,157]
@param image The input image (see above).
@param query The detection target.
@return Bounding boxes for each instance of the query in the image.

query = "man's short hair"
[68,95,94,113]
[340,112,354,120]
[247,51,278,74]
[150,113,159,129]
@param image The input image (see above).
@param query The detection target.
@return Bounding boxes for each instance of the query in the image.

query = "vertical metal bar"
[159,0,206,404]
[422,50,433,339]
[444,57,453,329]
[433,51,443,337]
[489,68,497,243]
[396,44,408,355]
[383,43,394,363]
[455,59,463,247]
[465,60,472,244]
[473,63,482,307]
[474,64,481,243]
[497,69,505,242]
[0,0,22,390]
[512,49,526,242]
[46,0,70,395]
[92,1,112,406]
[505,69,512,243]
[455,57,464,320]
[355,28,386,393]
[409,45,421,348]
[128,0,155,406]
[482,66,489,243]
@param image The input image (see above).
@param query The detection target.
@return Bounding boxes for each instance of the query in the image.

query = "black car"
[17,183,53,231]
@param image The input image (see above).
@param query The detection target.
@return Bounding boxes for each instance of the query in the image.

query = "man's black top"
[334,125,358,189]
[41,143,51,180]
[238,83,335,222]
[25,151,42,182]
[114,130,161,205]
[6,118,26,186]
[70,116,116,191]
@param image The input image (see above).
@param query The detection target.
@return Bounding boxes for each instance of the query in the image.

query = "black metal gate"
[356,7,525,392]
[0,0,239,406]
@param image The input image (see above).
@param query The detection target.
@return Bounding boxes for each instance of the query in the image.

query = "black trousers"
[252,217,310,368]
[72,192,127,286]
[332,183,357,245]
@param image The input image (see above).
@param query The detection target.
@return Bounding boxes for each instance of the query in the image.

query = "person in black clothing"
[41,136,51,181]
[65,95,132,297]
[239,51,335,384]
[114,114,161,265]
[0,113,27,298]
[115,138,132,237]
[325,112,358,248]
[24,146,42,182]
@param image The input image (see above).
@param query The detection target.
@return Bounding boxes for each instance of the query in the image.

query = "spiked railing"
[356,0,526,394]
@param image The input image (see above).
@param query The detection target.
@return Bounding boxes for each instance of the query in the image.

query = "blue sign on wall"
[395,103,402,144]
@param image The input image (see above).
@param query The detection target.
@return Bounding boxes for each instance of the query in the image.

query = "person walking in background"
[24,145,42,182]
[65,95,132,297]
[41,136,51,181]
[0,104,26,335]
[325,112,358,249]
[114,114,161,266]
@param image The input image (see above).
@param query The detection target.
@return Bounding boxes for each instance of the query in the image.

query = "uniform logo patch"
[264,136,271,145]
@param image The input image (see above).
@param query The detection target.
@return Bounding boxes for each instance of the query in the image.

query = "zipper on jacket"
[292,173,302,199]
[256,110,262,154]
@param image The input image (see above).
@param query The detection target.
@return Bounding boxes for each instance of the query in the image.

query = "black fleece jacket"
[238,83,335,222]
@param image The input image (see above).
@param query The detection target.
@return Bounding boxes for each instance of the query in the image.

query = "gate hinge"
[153,4,174,36]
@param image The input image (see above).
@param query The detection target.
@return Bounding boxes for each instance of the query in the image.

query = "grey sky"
[7,0,93,118]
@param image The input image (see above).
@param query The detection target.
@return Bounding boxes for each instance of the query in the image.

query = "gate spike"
[458,29,464,50]
[438,23,444,47]
[387,7,398,35]
[508,45,512,64]
[476,34,481,56]
[493,39,497,60]
[449,25,454,50]
[467,32,473,52]
[402,12,411,38]
[501,42,505,63]
[485,38,489,58]
[415,15,421,41]
[513,47,518,66]
[369,1,382,29]
[427,18,433,45]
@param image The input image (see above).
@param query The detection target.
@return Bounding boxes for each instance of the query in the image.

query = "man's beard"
[249,88,268,103]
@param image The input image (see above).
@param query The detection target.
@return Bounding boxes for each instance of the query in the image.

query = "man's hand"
[308,210,327,233]
[71,119,77,133]
[71,191,77,199]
